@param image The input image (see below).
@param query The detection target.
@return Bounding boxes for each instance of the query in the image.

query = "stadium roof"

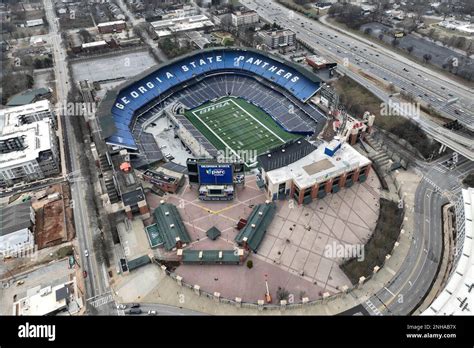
[152,203,191,251]
[235,202,276,252]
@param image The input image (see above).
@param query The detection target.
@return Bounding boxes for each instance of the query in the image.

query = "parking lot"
[71,49,156,83]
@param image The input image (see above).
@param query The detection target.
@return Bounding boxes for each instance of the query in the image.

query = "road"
[241,0,474,159]
[120,303,205,316]
[364,154,474,315]
[116,0,167,62]
[43,0,110,307]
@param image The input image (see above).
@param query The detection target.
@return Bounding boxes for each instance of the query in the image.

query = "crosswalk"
[89,293,114,308]
[365,300,382,316]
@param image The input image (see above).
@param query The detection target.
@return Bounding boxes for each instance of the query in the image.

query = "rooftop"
[0,119,55,169]
[6,89,51,107]
[181,249,240,264]
[235,202,276,252]
[265,141,371,189]
[257,138,317,172]
[2,100,52,126]
[0,201,33,236]
[152,203,191,251]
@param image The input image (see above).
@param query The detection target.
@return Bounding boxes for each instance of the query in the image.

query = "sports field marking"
[227,98,286,143]
[192,108,243,161]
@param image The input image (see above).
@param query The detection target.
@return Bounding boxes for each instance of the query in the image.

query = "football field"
[184,97,299,164]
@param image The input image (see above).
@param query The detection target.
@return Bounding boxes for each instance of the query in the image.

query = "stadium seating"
[104,49,323,150]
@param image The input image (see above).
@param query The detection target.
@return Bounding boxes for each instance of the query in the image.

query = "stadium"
[97,47,378,303]
[97,47,326,169]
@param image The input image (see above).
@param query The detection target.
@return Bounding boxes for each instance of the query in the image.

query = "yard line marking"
[228,98,285,143]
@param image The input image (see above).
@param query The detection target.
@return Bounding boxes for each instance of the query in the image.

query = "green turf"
[184,97,299,164]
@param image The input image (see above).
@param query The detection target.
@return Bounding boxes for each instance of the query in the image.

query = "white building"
[422,188,474,315]
[151,15,214,38]
[0,119,59,187]
[231,10,259,27]
[13,278,82,315]
[1,100,56,128]
[0,201,35,258]
[25,18,44,27]
[258,138,371,205]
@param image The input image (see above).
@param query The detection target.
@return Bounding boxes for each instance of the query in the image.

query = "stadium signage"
[114,53,302,110]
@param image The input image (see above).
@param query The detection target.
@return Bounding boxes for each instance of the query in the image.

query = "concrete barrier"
[235,297,242,308]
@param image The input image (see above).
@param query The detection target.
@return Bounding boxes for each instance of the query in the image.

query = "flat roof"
[97,20,126,27]
[0,119,54,168]
[2,100,51,126]
[0,201,32,236]
[15,282,71,315]
[82,40,107,48]
[6,89,51,107]
[266,141,371,189]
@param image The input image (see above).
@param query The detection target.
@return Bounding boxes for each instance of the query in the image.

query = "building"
[141,166,185,194]
[258,138,371,205]
[6,89,52,107]
[150,14,214,38]
[306,55,329,70]
[97,20,127,34]
[258,29,296,49]
[0,201,35,258]
[12,279,82,315]
[25,19,44,27]
[231,10,259,27]
[0,119,60,187]
[81,40,108,51]
[148,202,191,251]
[422,188,474,315]
[2,100,56,128]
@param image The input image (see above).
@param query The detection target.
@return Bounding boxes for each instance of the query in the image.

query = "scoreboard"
[198,164,233,185]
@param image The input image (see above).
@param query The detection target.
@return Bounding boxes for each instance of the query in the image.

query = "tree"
[276,287,290,301]
[246,260,253,269]
[363,27,372,35]
[423,53,432,63]
[378,33,384,41]
[407,45,414,54]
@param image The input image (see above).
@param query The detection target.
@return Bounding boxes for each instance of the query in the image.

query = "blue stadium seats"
[104,49,321,149]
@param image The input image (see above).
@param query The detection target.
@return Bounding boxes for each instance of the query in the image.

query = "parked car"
[131,303,140,308]
[128,308,142,315]
[84,250,89,257]
[148,310,157,315]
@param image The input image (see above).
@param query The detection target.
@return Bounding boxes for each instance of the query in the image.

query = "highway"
[365,155,474,315]
[43,0,109,306]
[242,0,474,159]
